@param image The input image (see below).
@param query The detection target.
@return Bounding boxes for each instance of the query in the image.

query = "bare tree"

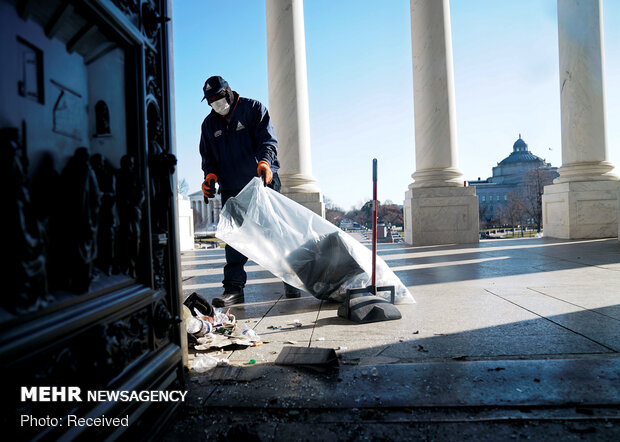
[341,199,404,228]
[494,204,507,228]
[479,203,493,229]
[177,177,189,198]
[326,207,345,226]
[519,168,557,232]
[323,195,346,226]
[379,204,404,227]
[506,191,527,232]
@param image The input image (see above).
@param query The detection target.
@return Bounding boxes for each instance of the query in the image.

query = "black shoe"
[184,292,214,316]
[284,284,301,299]
[212,290,244,307]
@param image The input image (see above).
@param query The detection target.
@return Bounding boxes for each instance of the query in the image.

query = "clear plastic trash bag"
[216,178,415,304]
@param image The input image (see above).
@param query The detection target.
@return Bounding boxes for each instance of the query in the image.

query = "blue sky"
[172,0,620,211]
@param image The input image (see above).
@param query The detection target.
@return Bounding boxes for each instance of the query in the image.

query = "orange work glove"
[202,173,217,201]
[257,161,272,185]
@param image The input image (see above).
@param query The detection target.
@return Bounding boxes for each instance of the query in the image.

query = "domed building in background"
[468,135,558,226]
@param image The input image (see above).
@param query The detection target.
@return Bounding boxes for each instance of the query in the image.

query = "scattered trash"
[287,340,298,345]
[194,333,240,350]
[452,355,468,361]
[192,354,219,373]
[184,292,214,317]
[248,359,257,365]
[317,337,325,341]
[187,315,214,337]
[267,325,280,330]
[370,367,378,377]
[293,319,302,327]
[241,327,260,341]
[488,367,505,372]
[337,346,348,351]
[229,338,254,347]
[534,378,541,383]
[275,346,339,372]
[412,330,419,334]
[415,345,428,352]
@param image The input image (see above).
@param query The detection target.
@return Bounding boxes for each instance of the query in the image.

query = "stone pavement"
[164,235,620,441]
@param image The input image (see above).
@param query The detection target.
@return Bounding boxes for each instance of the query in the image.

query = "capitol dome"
[498,135,546,166]
[513,135,528,151]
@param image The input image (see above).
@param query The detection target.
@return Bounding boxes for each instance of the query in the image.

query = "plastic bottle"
[186,316,212,336]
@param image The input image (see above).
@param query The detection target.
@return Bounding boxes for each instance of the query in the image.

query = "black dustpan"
[338,289,401,324]
[338,159,401,324]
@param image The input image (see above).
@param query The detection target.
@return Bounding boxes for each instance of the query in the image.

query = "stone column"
[542,0,619,239]
[215,198,221,225]
[200,200,207,227]
[403,0,479,246]
[265,0,324,216]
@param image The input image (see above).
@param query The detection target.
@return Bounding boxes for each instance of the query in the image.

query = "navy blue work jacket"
[199,93,280,192]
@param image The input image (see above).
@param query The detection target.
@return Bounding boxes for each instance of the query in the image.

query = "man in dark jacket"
[199,75,301,307]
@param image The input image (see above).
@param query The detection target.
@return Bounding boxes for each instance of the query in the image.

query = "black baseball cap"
[202,76,228,101]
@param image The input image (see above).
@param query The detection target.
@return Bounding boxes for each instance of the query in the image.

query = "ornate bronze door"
[0,0,185,439]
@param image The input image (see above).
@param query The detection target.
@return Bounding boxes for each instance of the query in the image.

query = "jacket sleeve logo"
[214,130,222,137]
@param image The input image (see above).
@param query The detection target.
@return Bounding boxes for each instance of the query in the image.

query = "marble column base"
[554,161,618,184]
[542,181,620,239]
[411,167,466,188]
[280,173,321,194]
[282,190,325,217]
[404,186,479,246]
[618,187,620,241]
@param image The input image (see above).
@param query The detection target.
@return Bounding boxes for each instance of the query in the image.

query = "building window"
[504,194,507,201]
[481,195,485,202]
[497,195,500,201]
[17,37,44,104]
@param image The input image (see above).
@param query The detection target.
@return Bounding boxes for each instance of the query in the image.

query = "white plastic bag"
[192,354,219,372]
[216,178,414,304]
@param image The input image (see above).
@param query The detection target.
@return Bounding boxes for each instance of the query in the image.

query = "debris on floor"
[275,346,339,372]
[192,354,219,373]
[183,293,262,354]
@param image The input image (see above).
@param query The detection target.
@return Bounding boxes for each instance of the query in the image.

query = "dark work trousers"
[219,174,285,293]
[220,189,248,292]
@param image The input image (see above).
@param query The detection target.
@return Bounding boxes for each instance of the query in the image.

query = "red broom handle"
[372,158,377,287]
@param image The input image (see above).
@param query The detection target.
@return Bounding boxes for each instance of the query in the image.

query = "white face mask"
[211,97,230,115]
